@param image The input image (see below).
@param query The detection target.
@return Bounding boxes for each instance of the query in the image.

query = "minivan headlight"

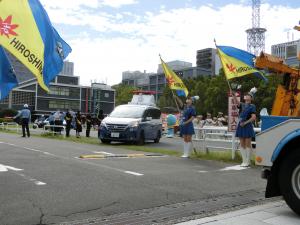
[129,121,139,128]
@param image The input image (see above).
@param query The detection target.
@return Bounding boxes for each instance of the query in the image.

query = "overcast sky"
[40,0,300,86]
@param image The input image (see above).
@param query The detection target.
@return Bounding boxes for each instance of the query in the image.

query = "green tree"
[113,84,137,106]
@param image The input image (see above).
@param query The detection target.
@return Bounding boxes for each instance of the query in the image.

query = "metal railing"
[0,122,20,133]
[193,126,261,159]
[43,125,66,137]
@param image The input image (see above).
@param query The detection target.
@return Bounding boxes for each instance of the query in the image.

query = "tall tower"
[246,0,267,55]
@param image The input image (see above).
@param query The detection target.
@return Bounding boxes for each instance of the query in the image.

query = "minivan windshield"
[109,105,145,118]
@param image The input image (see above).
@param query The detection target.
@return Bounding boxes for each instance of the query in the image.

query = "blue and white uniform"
[181,106,196,135]
[235,103,256,138]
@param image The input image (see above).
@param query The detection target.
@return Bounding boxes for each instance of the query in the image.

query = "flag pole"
[214,39,233,93]
[171,89,181,112]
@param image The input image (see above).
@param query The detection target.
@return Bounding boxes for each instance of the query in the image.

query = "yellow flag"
[217,48,261,80]
[160,56,189,97]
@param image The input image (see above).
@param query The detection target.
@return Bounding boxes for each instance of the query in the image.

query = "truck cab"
[99,92,162,145]
[256,115,300,215]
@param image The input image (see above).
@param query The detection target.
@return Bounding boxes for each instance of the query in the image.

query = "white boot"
[240,148,247,167]
[245,148,252,167]
[186,142,192,158]
[181,142,188,158]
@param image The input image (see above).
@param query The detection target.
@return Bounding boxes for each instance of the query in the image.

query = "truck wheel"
[137,131,145,145]
[101,139,111,144]
[154,131,161,143]
[279,150,300,215]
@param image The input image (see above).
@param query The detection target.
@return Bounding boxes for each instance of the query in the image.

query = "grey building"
[271,39,300,67]
[196,48,221,75]
[60,61,74,76]
[0,61,115,116]
[157,60,192,74]
[121,60,212,101]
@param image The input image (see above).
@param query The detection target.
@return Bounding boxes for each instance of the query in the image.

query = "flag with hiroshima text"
[0,0,71,92]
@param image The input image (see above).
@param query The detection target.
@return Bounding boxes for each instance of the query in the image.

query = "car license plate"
[111,132,119,138]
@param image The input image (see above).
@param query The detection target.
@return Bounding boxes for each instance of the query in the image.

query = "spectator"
[217,112,226,126]
[212,117,218,126]
[204,113,213,126]
[75,111,82,138]
[14,104,31,138]
[54,111,63,134]
[193,115,204,139]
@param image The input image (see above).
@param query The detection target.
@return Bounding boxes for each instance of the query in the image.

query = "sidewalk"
[176,201,300,225]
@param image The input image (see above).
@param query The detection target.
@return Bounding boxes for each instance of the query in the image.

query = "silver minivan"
[99,104,162,145]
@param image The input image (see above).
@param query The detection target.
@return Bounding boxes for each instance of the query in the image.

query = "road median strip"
[79,153,164,159]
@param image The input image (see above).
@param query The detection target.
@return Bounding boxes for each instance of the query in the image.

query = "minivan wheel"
[279,150,300,215]
[154,131,161,143]
[101,139,111,144]
[137,131,145,145]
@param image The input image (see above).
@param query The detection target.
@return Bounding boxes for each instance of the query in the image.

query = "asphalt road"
[0,132,267,225]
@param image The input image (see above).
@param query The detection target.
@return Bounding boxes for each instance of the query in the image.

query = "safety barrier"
[0,122,20,133]
[193,126,261,159]
[43,125,66,137]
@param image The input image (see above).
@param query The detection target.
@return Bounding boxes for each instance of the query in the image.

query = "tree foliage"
[160,72,282,117]
[112,84,138,106]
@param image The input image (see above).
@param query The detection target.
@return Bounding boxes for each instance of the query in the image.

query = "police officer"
[65,110,73,137]
[14,104,31,138]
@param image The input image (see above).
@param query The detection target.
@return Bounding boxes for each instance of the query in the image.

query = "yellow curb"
[127,154,146,158]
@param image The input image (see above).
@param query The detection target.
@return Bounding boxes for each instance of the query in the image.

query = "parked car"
[99,104,162,145]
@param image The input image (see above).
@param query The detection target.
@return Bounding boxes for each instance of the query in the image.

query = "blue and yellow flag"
[217,46,267,82]
[160,56,189,97]
[0,0,71,91]
[0,47,18,100]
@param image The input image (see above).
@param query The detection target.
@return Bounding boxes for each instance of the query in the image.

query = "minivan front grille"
[106,124,128,132]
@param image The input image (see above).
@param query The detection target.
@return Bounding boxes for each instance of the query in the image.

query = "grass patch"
[192,150,256,165]
[122,145,181,156]
[192,150,242,163]
[40,133,101,145]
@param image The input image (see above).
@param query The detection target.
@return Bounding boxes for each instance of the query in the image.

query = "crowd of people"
[14,104,105,139]
[192,112,228,129]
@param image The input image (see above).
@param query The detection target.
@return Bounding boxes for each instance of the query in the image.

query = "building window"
[49,100,79,110]
[49,87,70,96]
[12,91,35,105]
[104,93,109,98]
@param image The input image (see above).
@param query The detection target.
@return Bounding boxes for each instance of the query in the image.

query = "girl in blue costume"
[233,91,256,167]
[181,97,196,158]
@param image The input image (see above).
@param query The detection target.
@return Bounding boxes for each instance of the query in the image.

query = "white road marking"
[34,181,47,186]
[17,173,47,186]
[43,152,55,156]
[1,141,146,177]
[0,164,23,172]
[124,171,144,176]
[197,165,249,174]
[219,165,248,171]
[198,170,208,173]
[23,147,43,153]
[0,164,46,186]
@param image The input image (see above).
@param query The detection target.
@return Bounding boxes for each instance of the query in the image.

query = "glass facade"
[49,100,80,110]
[49,86,70,96]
